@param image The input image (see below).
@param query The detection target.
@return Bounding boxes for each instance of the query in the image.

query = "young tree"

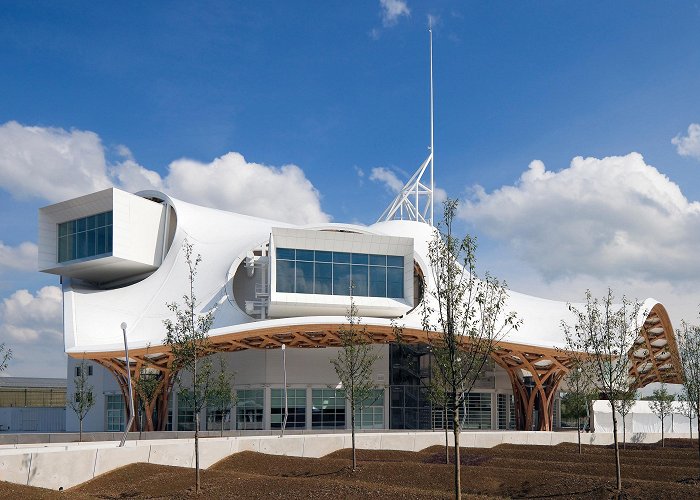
[426,358,452,464]
[68,358,95,442]
[560,358,595,454]
[563,289,641,495]
[677,320,700,470]
[677,392,695,442]
[421,199,520,500]
[0,343,11,373]
[616,388,637,450]
[207,356,236,437]
[649,384,675,448]
[331,296,381,472]
[163,240,215,494]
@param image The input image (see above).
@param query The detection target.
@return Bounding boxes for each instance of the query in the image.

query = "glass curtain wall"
[355,389,385,429]
[311,389,346,429]
[236,389,264,430]
[276,248,404,298]
[271,388,306,429]
[58,211,113,262]
[106,394,125,432]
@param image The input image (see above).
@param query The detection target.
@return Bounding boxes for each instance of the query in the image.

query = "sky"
[1,1,700,378]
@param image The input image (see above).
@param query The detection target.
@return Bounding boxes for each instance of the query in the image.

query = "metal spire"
[377,25,435,226]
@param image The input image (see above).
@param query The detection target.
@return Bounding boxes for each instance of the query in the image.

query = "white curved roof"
[62,192,661,355]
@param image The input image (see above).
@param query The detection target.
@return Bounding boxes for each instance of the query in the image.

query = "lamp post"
[281,344,288,437]
[119,322,136,447]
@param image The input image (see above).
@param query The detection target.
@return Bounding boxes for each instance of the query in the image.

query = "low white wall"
[0,430,691,491]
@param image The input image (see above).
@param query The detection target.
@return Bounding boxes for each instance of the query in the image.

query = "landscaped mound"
[0,440,698,499]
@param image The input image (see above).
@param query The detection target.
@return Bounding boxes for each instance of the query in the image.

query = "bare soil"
[1,439,698,499]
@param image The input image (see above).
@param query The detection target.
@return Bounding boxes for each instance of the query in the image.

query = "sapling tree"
[164,240,215,495]
[677,392,695,442]
[677,320,700,471]
[426,358,452,464]
[616,388,637,450]
[421,199,520,500]
[649,384,675,448]
[563,289,641,495]
[207,356,235,437]
[331,296,381,472]
[68,358,95,442]
[560,356,595,454]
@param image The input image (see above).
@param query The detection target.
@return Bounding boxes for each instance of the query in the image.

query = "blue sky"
[1,1,700,377]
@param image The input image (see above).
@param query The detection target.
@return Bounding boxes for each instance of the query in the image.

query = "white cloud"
[0,121,330,225]
[0,286,63,343]
[460,153,700,282]
[380,0,410,27]
[370,167,404,192]
[0,241,37,272]
[0,121,113,202]
[672,123,700,160]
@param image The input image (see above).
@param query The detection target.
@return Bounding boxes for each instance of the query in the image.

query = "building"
[37,162,684,434]
[0,377,66,432]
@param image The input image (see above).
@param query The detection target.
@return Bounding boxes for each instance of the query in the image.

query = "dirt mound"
[1,443,698,499]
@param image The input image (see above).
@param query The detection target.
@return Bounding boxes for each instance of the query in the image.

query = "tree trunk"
[452,396,461,500]
[696,417,700,477]
[221,412,224,438]
[444,409,449,464]
[661,416,665,448]
[577,415,581,454]
[195,412,200,494]
[79,418,83,443]
[611,410,622,493]
[351,406,357,472]
[622,415,626,450]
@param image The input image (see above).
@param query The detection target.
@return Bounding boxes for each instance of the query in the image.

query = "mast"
[376,25,435,226]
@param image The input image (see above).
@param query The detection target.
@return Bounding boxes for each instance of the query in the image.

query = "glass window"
[271,388,306,429]
[369,266,387,297]
[462,393,491,430]
[369,254,386,266]
[351,265,368,296]
[314,262,332,295]
[277,248,295,260]
[333,263,351,295]
[236,389,264,430]
[333,252,351,263]
[356,389,384,429]
[57,211,113,263]
[387,255,403,267]
[106,394,125,432]
[275,246,404,298]
[312,389,345,429]
[387,267,404,298]
[296,249,314,261]
[276,260,295,292]
[315,250,332,262]
[177,393,196,431]
[351,253,368,264]
[295,261,314,294]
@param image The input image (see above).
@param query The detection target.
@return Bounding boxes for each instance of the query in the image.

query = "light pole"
[119,322,135,447]
[281,344,288,437]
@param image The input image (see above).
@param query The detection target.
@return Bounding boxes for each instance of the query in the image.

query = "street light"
[119,322,135,447]
[280,344,288,437]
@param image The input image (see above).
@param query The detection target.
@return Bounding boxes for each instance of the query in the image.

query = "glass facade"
[389,344,432,430]
[497,393,515,430]
[106,394,125,432]
[271,388,306,429]
[276,248,404,298]
[177,393,195,431]
[355,389,384,429]
[58,211,113,263]
[236,389,264,430]
[462,393,492,430]
[312,389,346,429]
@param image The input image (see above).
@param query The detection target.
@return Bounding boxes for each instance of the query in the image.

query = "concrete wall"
[0,430,687,491]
